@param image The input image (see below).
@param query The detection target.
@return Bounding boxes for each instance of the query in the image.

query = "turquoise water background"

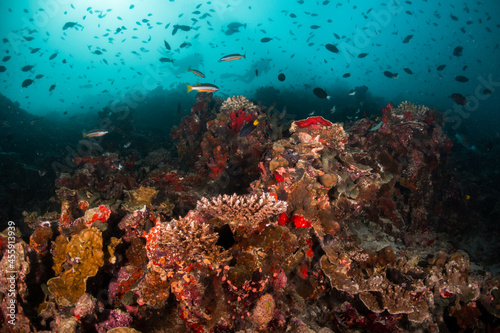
[0,0,499,140]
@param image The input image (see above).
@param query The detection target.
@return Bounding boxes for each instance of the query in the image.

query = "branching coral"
[144,148,170,166]
[220,95,260,115]
[196,193,287,229]
[145,217,226,270]
[138,215,229,308]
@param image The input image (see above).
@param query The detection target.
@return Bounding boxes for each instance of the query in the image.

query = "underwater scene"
[1,0,500,332]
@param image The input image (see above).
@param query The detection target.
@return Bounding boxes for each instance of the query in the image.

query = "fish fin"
[186,84,193,93]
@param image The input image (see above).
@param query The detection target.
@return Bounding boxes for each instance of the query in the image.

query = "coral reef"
[6,97,499,332]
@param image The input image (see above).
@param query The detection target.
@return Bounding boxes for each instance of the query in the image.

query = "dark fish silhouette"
[261,37,272,43]
[451,93,468,105]
[342,73,351,78]
[163,40,171,50]
[62,22,77,30]
[0,66,6,72]
[227,22,246,30]
[172,24,191,35]
[437,64,446,71]
[240,119,259,137]
[22,65,34,72]
[313,87,331,100]
[2,56,11,62]
[22,79,34,87]
[49,84,56,92]
[358,53,369,58]
[325,44,339,53]
[455,75,469,82]
[453,46,463,56]
[278,73,285,81]
[402,34,413,43]
[404,68,413,74]
[383,71,398,79]
[49,52,58,60]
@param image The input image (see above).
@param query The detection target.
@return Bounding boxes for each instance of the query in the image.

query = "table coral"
[196,192,287,231]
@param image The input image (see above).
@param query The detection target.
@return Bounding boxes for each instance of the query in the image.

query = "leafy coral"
[47,228,104,305]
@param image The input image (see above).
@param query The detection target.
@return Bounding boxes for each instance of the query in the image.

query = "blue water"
[1,0,498,120]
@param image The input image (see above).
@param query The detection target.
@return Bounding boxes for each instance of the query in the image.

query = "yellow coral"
[107,328,142,333]
[52,235,68,276]
[123,186,158,211]
[108,237,122,264]
[47,228,104,305]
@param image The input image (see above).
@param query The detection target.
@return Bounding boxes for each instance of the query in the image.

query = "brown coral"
[30,227,53,255]
[47,228,104,305]
[251,293,275,327]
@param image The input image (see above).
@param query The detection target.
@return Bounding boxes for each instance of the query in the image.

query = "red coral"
[229,109,253,133]
[299,263,308,278]
[86,205,111,227]
[293,116,332,129]
[404,111,414,120]
[381,102,393,123]
[155,172,183,191]
[274,171,284,183]
[277,213,288,226]
[291,215,312,228]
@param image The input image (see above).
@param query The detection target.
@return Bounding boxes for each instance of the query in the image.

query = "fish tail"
[186,84,193,93]
[188,67,191,72]
[243,54,246,58]
[82,132,87,138]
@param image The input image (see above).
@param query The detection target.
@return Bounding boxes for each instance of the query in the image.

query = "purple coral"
[95,309,132,333]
